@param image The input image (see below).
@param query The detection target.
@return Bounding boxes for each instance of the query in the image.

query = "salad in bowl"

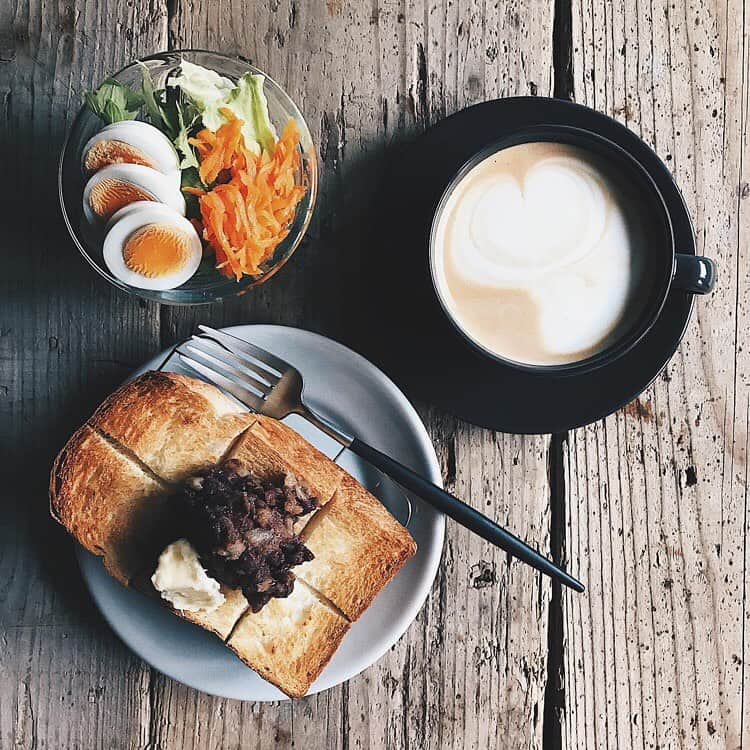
[59,51,317,304]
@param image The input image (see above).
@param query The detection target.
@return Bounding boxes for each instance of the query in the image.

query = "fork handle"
[349,438,585,593]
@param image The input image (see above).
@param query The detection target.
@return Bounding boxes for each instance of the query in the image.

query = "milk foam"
[433,142,642,365]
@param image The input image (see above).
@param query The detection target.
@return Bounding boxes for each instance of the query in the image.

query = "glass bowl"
[59,50,317,305]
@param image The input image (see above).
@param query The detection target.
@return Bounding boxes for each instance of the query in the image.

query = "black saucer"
[360,97,695,434]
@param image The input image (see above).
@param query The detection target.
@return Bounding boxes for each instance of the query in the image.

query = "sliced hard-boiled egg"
[103,200,162,233]
[103,202,202,290]
[83,163,185,224]
[82,120,180,186]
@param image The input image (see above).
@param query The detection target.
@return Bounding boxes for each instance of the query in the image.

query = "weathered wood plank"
[156,1,555,748]
[563,0,747,747]
[0,1,168,748]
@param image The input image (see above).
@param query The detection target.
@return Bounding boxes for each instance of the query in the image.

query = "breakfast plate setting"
[10,0,750,743]
[48,49,715,705]
[74,325,445,700]
[59,321,581,701]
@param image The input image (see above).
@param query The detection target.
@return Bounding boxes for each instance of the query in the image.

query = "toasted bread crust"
[49,371,416,698]
[226,582,350,698]
[227,417,344,506]
[50,425,169,585]
[250,416,344,502]
[88,371,255,483]
[297,473,417,620]
[176,586,249,640]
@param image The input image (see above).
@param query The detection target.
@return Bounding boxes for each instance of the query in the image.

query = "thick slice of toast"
[50,371,416,698]
[49,425,170,585]
[296,474,417,620]
[227,415,344,507]
[88,371,255,482]
[170,586,249,640]
[226,581,350,698]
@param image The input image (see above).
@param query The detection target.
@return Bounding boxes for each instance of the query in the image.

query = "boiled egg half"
[103,202,202,290]
[82,163,186,224]
[82,120,180,185]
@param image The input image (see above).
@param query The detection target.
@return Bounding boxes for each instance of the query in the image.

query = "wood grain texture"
[0,1,167,749]
[15,0,746,747]
[562,0,748,747]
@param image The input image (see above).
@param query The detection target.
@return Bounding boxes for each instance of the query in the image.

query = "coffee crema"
[432,141,647,366]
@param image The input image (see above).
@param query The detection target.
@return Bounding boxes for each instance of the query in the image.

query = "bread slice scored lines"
[295,473,418,621]
[171,585,250,640]
[49,424,172,586]
[50,371,417,698]
[226,579,350,699]
[226,415,344,510]
[50,370,261,586]
[87,371,257,483]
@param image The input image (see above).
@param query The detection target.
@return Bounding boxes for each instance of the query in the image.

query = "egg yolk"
[89,178,155,219]
[84,140,155,172]
[123,224,192,278]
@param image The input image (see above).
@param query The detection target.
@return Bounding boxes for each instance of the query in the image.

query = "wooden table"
[1,1,746,747]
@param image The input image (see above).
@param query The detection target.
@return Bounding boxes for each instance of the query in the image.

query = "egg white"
[104,200,164,233]
[103,202,202,290]
[82,163,186,224]
[82,120,180,188]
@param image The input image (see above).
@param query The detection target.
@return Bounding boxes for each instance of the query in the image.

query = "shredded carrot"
[193,113,307,280]
[182,185,206,196]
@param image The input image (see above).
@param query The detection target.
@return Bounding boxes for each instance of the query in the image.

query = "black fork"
[176,325,585,593]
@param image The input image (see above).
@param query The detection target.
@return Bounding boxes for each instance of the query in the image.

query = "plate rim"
[77,323,445,700]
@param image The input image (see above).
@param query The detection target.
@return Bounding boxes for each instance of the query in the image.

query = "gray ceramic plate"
[77,324,445,701]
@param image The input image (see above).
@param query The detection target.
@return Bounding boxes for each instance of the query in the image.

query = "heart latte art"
[432,142,646,366]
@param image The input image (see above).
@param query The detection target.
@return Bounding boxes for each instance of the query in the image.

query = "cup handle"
[673,253,717,294]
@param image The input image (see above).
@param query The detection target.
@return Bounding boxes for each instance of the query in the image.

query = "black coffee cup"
[428,125,717,376]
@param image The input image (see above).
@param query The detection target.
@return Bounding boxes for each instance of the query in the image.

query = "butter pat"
[151,539,225,612]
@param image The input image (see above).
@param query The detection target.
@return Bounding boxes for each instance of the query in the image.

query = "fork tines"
[175,350,262,411]
[176,329,286,411]
[198,325,289,375]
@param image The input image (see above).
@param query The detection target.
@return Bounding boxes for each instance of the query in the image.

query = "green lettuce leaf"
[84,79,144,123]
[168,60,234,126]
[136,62,201,169]
[222,73,277,154]
[180,166,205,218]
[138,61,174,133]
[174,105,200,170]
[168,60,277,154]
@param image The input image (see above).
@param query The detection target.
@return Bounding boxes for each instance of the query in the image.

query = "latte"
[432,141,649,366]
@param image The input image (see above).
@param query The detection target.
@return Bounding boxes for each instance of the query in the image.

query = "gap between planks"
[544,0,575,746]
[544,433,570,750]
